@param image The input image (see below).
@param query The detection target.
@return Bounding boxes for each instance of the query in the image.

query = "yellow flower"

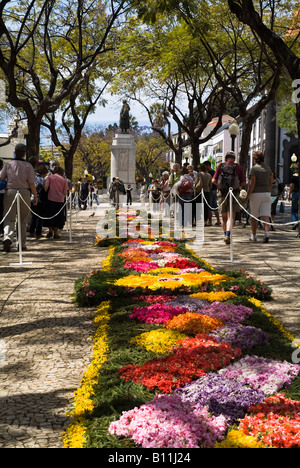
[190,291,237,302]
[114,272,232,291]
[63,301,111,448]
[185,246,215,271]
[130,329,186,353]
[149,267,181,274]
[102,246,115,271]
[63,421,88,449]
[214,430,271,448]
[248,297,298,345]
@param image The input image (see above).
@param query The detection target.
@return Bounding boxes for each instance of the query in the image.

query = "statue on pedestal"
[120,100,130,133]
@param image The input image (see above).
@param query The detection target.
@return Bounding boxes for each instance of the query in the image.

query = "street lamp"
[228,120,240,153]
[291,153,298,169]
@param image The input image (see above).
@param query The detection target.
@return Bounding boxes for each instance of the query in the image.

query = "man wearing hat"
[0,143,37,252]
[212,151,246,245]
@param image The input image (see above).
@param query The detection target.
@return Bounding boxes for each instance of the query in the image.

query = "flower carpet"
[63,210,300,449]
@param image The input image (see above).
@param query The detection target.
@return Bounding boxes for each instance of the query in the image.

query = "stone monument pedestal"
[111,133,137,194]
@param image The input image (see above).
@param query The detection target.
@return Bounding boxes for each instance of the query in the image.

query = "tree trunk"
[239,116,253,173]
[191,138,200,169]
[64,154,74,182]
[27,119,41,161]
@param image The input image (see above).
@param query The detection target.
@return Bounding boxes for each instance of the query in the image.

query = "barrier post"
[229,188,234,263]
[10,191,32,267]
[217,188,240,265]
[69,193,73,244]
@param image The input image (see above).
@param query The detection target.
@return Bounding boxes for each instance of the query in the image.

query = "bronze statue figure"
[120,100,130,132]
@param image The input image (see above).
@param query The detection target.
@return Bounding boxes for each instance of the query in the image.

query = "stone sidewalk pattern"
[0,201,299,448]
[193,204,300,341]
[0,210,108,448]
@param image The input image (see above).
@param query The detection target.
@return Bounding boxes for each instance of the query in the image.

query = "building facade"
[168,103,298,184]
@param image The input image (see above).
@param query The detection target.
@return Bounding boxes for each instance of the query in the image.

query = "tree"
[135,131,169,184]
[0,0,129,177]
[227,0,300,147]
[195,5,282,170]
[42,73,110,178]
[73,128,111,183]
[111,16,232,168]
[227,0,300,233]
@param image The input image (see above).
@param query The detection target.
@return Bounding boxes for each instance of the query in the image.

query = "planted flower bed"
[64,211,300,449]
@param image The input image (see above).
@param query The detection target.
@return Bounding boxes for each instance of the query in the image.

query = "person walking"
[29,165,49,238]
[80,176,89,210]
[149,180,161,212]
[126,184,133,206]
[114,177,126,210]
[270,171,284,230]
[246,151,273,243]
[212,151,246,245]
[204,160,221,225]
[0,143,37,252]
[43,166,69,239]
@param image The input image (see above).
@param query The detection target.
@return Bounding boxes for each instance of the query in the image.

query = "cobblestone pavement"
[0,201,299,448]
[0,207,107,448]
[192,201,300,340]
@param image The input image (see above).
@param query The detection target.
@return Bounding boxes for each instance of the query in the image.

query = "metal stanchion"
[69,193,73,244]
[10,191,32,267]
[218,188,240,265]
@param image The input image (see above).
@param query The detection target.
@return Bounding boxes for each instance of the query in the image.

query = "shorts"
[217,190,240,214]
[249,192,271,218]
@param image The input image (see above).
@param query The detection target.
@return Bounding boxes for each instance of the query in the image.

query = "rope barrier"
[230,190,300,227]
[1,191,74,266]
[1,185,298,267]
[0,193,18,225]
[18,193,71,220]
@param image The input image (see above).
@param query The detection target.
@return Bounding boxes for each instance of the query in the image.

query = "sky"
[85,94,152,129]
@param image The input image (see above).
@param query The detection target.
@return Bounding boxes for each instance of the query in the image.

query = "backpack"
[0,180,6,191]
[217,163,240,195]
[179,176,193,194]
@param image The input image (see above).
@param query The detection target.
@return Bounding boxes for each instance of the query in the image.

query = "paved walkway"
[0,200,299,448]
[0,208,108,448]
[193,201,300,340]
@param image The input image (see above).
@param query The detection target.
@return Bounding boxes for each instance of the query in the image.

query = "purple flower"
[176,373,265,423]
[209,324,269,351]
[165,296,210,311]
[201,302,253,323]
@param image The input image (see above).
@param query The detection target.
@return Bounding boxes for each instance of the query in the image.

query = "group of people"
[141,150,296,244]
[0,143,298,252]
[73,178,100,210]
[109,177,133,209]
[0,143,69,253]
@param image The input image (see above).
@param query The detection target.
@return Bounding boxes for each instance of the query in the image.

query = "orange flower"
[166,312,224,335]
